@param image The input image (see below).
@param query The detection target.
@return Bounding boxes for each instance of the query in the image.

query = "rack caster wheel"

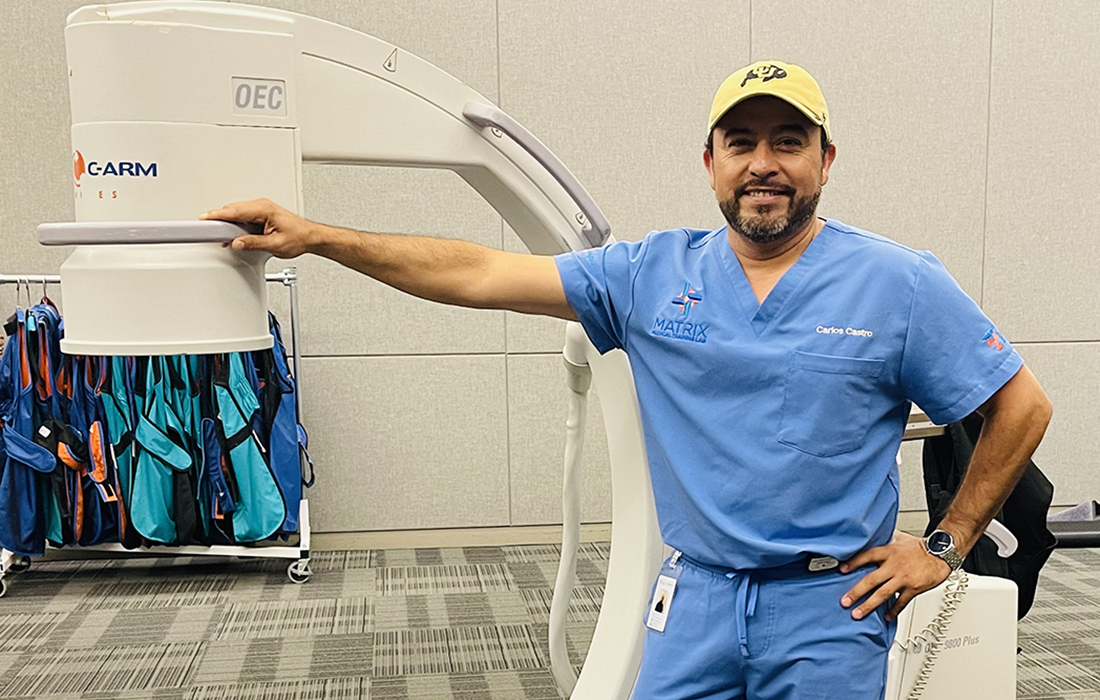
[9,556,30,573]
[287,559,311,584]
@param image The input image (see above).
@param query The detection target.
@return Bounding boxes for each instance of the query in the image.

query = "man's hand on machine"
[838,531,952,622]
[202,198,318,258]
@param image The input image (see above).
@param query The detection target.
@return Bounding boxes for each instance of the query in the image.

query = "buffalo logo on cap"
[741,64,788,88]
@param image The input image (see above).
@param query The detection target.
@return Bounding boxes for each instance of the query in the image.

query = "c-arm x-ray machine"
[38,4,1019,698]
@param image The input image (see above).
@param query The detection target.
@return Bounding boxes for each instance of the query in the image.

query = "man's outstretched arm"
[840,365,1052,621]
[202,198,578,321]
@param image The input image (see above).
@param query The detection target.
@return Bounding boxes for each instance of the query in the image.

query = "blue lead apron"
[253,313,311,534]
[0,309,56,556]
[59,356,120,546]
[21,302,72,548]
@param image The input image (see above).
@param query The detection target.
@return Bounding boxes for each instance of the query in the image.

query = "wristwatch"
[925,529,964,571]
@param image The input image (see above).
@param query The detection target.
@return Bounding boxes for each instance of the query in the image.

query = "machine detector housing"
[59,1,607,355]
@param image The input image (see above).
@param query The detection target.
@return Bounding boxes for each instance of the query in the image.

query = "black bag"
[922,412,1056,619]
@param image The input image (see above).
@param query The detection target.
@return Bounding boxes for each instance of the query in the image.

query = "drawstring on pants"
[727,572,760,657]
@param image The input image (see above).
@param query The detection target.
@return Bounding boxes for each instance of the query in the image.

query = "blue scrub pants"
[631,555,896,700]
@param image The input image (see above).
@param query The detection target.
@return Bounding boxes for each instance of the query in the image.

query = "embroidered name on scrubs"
[651,283,707,343]
[815,325,873,338]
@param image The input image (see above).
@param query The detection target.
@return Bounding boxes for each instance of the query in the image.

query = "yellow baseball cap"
[708,61,829,140]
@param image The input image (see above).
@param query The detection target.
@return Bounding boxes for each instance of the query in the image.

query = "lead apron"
[0,309,55,556]
[253,313,309,534]
[131,356,197,544]
[100,356,145,548]
[213,353,284,543]
[20,301,73,548]
[62,356,120,546]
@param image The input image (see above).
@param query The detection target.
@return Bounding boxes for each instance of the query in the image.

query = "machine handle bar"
[38,220,263,246]
[462,101,611,249]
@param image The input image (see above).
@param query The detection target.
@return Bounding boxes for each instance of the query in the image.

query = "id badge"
[646,550,683,633]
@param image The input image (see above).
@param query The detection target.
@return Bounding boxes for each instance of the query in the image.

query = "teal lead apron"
[213,353,284,542]
[131,357,194,544]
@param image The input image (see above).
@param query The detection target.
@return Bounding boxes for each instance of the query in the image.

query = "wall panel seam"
[495,0,502,109]
[301,351,519,359]
[1013,340,1100,347]
[504,349,514,526]
[979,0,996,307]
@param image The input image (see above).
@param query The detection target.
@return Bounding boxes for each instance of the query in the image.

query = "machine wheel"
[287,559,311,584]
[8,556,30,573]
[0,578,7,598]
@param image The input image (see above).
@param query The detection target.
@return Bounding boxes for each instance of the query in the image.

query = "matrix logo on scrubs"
[651,283,708,343]
[671,284,702,317]
[982,328,1005,351]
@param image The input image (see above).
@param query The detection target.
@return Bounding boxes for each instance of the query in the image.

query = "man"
[204,60,1051,700]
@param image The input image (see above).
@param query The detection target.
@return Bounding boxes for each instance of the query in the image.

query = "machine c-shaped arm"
[61,1,607,254]
[54,0,618,354]
[52,3,664,698]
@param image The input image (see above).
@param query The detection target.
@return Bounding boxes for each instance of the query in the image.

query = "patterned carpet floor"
[0,543,1095,699]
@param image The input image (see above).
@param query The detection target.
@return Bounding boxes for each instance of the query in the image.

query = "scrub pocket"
[777,351,884,458]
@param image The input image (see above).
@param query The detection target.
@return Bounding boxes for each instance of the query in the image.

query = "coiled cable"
[896,569,970,700]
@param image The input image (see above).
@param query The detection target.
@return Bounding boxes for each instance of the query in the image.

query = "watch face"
[928,530,953,554]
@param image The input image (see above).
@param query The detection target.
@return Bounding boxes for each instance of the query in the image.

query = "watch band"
[934,546,964,571]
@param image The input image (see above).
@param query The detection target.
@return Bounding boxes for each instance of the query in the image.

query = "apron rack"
[0,268,313,596]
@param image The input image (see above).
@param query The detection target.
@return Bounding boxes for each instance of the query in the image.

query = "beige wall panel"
[1016,343,1100,505]
[301,355,511,531]
[0,1,87,278]
[983,1,1100,342]
[295,166,506,355]
[506,310,568,355]
[898,441,927,513]
[498,0,750,244]
[753,0,993,300]
[507,355,612,525]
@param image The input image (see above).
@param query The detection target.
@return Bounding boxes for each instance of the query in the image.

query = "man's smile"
[737,184,794,207]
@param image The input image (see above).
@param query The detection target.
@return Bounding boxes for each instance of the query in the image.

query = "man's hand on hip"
[838,531,951,622]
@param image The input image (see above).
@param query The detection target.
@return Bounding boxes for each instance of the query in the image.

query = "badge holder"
[646,550,683,633]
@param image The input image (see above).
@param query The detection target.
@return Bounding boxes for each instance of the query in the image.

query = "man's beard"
[720,186,821,245]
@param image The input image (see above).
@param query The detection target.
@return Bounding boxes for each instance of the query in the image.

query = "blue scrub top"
[555,219,1023,570]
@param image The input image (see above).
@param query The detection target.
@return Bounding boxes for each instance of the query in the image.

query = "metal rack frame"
[0,268,312,595]
[904,410,946,441]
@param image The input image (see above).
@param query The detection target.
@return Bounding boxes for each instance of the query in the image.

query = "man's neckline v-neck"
[718,219,837,335]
